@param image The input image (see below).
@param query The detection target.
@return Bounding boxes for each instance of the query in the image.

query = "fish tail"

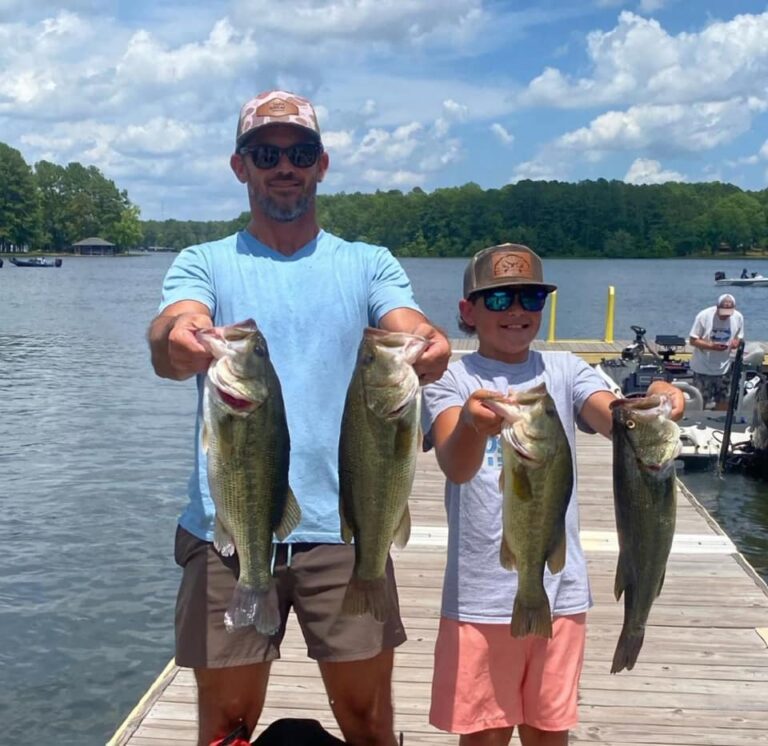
[224,581,280,636]
[610,627,645,673]
[342,575,389,622]
[510,594,553,639]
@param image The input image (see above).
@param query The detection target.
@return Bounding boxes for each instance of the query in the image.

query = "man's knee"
[334,702,395,746]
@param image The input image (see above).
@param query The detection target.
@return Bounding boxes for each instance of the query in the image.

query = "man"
[688,293,744,410]
[147,89,450,746]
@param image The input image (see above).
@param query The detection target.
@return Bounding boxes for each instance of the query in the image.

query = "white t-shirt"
[689,306,745,376]
[421,350,610,623]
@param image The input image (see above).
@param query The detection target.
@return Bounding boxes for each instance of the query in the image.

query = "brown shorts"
[174,525,407,669]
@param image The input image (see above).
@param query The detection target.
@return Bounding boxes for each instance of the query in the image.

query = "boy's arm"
[580,381,685,439]
[430,390,504,484]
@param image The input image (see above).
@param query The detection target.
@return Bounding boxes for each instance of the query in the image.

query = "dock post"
[547,290,558,342]
[603,286,615,343]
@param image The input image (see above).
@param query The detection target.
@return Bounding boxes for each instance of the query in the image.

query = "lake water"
[1,252,767,744]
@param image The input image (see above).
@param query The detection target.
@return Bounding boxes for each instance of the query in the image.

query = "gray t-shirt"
[421,350,611,623]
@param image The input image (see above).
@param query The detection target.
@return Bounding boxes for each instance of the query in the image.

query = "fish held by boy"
[338,327,429,622]
[197,319,300,634]
[481,382,574,639]
[610,394,680,673]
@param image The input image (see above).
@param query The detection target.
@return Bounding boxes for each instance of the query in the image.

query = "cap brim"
[236,123,321,150]
[466,278,557,297]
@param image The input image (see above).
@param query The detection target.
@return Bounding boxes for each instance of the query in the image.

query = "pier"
[109,430,768,745]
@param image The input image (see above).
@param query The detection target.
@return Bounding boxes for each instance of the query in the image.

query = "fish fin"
[546,531,567,575]
[201,422,210,454]
[499,536,518,571]
[498,468,505,494]
[511,467,534,502]
[224,580,280,636]
[510,594,552,639]
[342,575,389,622]
[393,505,411,549]
[610,626,645,673]
[655,568,667,599]
[213,518,235,557]
[613,554,629,601]
[274,487,301,541]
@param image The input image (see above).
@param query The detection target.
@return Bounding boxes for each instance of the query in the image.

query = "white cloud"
[491,123,514,145]
[624,157,685,184]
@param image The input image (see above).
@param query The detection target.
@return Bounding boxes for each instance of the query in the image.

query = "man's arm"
[148,300,213,380]
[379,307,451,385]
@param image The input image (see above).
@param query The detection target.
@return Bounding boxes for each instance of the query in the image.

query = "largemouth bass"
[198,319,300,634]
[338,327,428,621]
[483,383,573,639]
[611,395,680,673]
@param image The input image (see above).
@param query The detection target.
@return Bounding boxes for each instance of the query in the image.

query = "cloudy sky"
[2,0,767,221]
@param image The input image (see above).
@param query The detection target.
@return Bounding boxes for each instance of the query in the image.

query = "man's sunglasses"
[239,142,323,170]
[476,286,551,313]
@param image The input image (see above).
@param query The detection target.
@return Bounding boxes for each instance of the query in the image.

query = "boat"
[9,256,62,267]
[594,326,768,473]
[714,271,768,287]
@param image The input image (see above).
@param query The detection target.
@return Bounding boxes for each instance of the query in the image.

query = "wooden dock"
[110,431,768,746]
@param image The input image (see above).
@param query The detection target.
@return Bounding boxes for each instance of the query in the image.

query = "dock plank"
[111,418,768,746]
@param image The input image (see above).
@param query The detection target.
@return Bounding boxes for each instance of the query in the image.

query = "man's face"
[232,124,329,222]
[717,302,735,319]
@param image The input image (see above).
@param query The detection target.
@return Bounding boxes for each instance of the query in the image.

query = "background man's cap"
[717,293,736,316]
[463,243,557,298]
[236,90,321,149]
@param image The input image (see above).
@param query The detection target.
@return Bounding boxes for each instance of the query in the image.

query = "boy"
[421,243,683,746]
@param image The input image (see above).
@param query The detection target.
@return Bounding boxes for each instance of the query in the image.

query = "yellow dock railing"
[546,285,615,343]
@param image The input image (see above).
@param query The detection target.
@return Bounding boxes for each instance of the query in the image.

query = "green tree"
[0,143,41,250]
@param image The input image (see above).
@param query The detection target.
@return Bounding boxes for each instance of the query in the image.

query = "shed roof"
[72,237,115,246]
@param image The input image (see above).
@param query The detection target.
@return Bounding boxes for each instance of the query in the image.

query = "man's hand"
[166,313,214,376]
[646,380,686,421]
[410,322,451,385]
[149,302,213,380]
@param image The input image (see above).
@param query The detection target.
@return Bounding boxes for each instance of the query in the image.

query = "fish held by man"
[610,394,680,673]
[482,383,574,639]
[338,327,428,622]
[198,319,300,635]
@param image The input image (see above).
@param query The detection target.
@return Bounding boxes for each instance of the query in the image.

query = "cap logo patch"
[256,98,300,118]
[492,252,533,280]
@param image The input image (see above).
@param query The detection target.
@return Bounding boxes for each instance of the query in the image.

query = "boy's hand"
[461,390,506,437]
[646,380,686,421]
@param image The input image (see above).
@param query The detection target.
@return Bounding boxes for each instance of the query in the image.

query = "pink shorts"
[430,613,586,734]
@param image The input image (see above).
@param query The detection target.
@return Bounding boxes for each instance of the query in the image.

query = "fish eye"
[626,419,636,429]
[253,345,266,358]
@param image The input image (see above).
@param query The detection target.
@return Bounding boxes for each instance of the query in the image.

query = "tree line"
[2,140,767,258]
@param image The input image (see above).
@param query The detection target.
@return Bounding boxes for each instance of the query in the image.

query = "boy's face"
[459,286,544,364]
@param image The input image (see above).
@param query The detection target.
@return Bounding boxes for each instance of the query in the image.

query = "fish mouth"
[217,388,257,411]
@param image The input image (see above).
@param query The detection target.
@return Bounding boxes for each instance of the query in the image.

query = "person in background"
[147,89,450,746]
[421,243,684,746]
[688,293,744,410]
[740,268,749,279]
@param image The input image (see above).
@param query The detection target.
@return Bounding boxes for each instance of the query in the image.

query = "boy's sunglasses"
[477,286,550,313]
[240,142,323,170]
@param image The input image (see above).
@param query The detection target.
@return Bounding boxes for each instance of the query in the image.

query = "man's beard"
[251,184,314,222]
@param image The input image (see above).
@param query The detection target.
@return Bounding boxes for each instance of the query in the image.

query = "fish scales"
[338,327,428,622]
[198,319,300,635]
[611,394,679,673]
[483,383,574,639]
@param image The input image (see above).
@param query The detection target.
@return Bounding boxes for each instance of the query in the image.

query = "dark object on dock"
[9,256,62,267]
[252,719,345,745]
[0,257,3,268]
[718,340,745,476]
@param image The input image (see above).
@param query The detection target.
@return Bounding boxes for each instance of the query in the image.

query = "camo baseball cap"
[464,243,557,298]
[236,90,321,149]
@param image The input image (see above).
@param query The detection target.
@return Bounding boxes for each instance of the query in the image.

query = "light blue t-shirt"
[159,229,420,543]
[421,350,610,622]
